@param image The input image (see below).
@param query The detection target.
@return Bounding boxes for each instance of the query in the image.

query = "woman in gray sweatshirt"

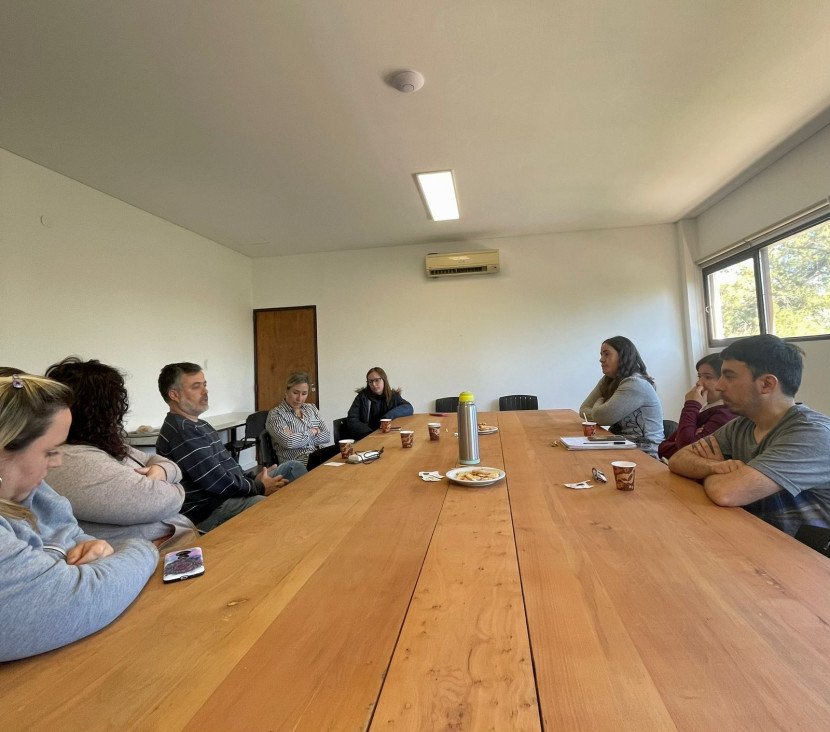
[0,373,157,662]
[579,335,664,457]
[45,357,197,549]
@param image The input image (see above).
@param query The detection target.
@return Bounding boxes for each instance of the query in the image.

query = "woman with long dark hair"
[0,373,157,661]
[346,366,413,439]
[45,357,197,549]
[579,336,664,457]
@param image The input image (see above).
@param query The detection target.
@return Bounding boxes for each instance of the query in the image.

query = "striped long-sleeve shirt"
[266,401,330,466]
[156,412,262,523]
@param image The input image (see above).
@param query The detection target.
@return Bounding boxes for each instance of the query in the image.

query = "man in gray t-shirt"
[668,335,830,536]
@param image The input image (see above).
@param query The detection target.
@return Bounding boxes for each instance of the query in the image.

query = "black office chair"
[498,394,538,411]
[435,397,459,413]
[332,417,349,443]
[663,420,679,439]
[227,411,269,463]
[257,429,279,468]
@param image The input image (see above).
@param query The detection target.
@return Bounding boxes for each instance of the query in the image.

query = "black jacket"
[346,390,414,439]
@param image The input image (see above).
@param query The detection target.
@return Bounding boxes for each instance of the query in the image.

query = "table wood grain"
[3,410,830,731]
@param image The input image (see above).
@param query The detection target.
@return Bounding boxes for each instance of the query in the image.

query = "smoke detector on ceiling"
[390,70,425,93]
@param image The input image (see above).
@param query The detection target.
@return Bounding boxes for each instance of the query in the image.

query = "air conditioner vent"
[425,249,500,278]
[431,265,489,276]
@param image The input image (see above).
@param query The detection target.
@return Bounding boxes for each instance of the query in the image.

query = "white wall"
[695,123,830,262]
[5,123,825,441]
[0,150,255,430]
[252,226,691,428]
[692,122,830,415]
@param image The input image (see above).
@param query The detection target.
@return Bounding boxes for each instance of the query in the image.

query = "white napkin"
[564,481,593,490]
[419,471,444,482]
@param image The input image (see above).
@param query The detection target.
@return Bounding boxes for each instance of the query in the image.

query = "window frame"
[702,211,830,347]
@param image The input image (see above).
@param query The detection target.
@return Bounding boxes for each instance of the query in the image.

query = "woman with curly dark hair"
[45,357,197,548]
[579,336,664,457]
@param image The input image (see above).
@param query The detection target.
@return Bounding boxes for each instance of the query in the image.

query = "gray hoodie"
[47,443,197,548]
[0,482,158,662]
[579,374,664,457]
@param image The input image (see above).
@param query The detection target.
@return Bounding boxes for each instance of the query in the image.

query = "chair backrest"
[258,429,278,467]
[434,396,459,413]
[332,417,348,443]
[245,411,269,439]
[498,394,538,411]
[663,420,679,439]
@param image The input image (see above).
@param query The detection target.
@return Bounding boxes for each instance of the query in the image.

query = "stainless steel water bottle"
[457,391,480,465]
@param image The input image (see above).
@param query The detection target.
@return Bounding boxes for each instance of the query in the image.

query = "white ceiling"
[3,1,830,258]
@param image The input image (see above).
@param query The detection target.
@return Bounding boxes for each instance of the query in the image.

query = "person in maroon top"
[658,353,737,460]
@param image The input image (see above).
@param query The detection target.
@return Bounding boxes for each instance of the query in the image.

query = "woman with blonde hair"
[266,371,335,468]
[0,373,157,662]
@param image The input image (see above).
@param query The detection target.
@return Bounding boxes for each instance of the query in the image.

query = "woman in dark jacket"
[346,367,413,439]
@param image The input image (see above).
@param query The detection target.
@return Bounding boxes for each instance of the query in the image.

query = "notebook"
[559,436,636,450]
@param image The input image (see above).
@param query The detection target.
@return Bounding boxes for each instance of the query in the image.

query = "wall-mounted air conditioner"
[425,249,500,278]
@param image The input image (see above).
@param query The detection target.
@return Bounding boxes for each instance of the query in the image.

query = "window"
[703,215,830,345]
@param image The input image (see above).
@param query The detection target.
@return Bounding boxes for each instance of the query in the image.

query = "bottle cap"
[459,391,475,402]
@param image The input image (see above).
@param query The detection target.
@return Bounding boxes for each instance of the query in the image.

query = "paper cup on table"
[400,430,414,448]
[582,421,597,437]
[611,461,637,491]
[338,439,355,460]
[427,423,441,441]
[380,419,392,433]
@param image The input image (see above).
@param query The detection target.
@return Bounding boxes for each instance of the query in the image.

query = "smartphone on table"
[163,547,205,583]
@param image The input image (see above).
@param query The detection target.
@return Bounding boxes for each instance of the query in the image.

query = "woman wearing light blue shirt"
[0,373,157,662]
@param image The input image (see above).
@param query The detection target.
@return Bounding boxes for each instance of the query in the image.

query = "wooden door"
[254,307,319,411]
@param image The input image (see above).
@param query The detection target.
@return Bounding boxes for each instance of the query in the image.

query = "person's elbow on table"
[702,475,745,507]
[702,464,778,507]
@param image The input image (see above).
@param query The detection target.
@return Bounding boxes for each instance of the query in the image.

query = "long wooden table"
[5,410,830,730]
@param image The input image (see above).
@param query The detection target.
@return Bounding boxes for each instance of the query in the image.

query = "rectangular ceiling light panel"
[414,170,460,221]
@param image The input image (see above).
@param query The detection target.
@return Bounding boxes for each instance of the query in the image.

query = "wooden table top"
[4,410,830,731]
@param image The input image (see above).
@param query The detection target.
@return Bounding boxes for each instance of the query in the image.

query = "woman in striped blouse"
[266,372,332,467]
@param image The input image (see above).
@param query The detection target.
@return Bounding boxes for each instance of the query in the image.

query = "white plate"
[446,467,506,487]
[478,425,499,435]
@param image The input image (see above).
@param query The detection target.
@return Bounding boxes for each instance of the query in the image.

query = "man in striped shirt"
[156,363,306,532]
